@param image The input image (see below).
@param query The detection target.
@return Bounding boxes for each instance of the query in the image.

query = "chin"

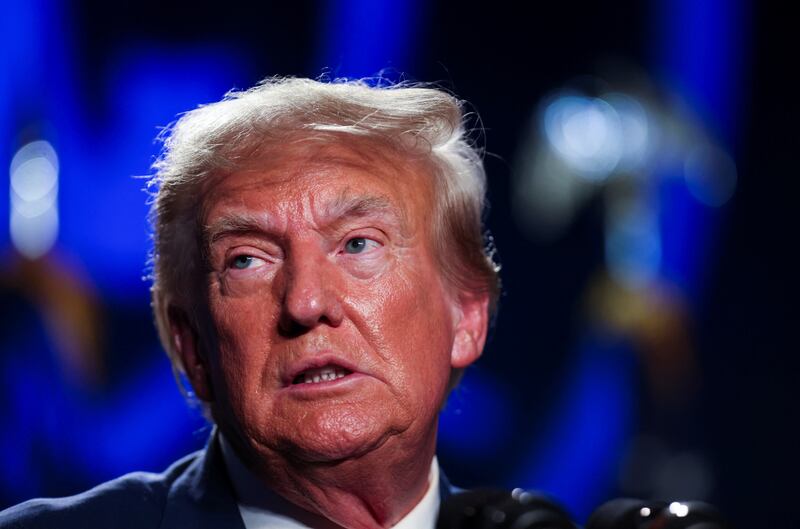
[279,408,403,464]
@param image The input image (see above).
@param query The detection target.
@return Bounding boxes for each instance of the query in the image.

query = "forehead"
[201,139,436,227]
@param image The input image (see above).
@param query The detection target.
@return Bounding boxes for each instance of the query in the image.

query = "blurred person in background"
[0,77,499,529]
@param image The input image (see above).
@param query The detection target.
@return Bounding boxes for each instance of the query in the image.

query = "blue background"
[1,1,795,526]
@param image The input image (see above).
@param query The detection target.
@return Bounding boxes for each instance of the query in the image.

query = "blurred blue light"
[603,93,651,173]
[543,95,623,181]
[0,315,66,501]
[74,357,208,480]
[651,0,747,300]
[439,369,514,456]
[0,0,52,252]
[9,140,60,259]
[512,337,636,521]
[1,343,206,497]
[683,143,737,207]
[652,0,748,143]
[316,0,424,79]
[56,45,250,297]
[657,169,712,296]
[1,4,251,502]
[605,203,662,289]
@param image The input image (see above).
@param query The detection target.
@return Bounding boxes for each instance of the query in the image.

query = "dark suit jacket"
[0,435,456,529]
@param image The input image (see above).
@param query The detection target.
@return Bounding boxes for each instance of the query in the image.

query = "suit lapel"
[158,430,245,529]
[438,467,462,501]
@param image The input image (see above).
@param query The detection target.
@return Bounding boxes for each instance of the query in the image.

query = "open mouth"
[292,365,353,385]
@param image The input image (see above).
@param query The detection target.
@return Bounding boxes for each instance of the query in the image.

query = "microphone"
[437,488,578,529]
[586,498,728,529]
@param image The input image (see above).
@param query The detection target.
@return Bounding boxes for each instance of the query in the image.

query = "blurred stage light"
[513,143,597,241]
[516,74,738,254]
[439,369,514,456]
[605,202,662,289]
[683,143,737,207]
[517,75,740,300]
[543,94,623,181]
[602,93,651,173]
[668,501,689,518]
[9,140,59,259]
[511,338,636,520]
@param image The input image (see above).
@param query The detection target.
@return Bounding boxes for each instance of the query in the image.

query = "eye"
[230,255,263,270]
[343,237,380,255]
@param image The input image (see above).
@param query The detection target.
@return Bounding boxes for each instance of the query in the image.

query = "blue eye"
[232,255,254,269]
[344,238,368,254]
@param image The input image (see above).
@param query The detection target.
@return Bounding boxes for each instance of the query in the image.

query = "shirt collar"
[220,434,440,529]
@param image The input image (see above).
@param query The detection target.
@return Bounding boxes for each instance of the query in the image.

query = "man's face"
[182,140,484,465]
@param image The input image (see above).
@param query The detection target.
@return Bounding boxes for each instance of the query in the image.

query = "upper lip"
[283,354,364,386]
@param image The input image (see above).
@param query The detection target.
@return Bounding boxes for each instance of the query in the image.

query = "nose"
[278,249,344,335]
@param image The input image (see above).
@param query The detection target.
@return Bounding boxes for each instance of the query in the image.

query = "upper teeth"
[301,366,347,384]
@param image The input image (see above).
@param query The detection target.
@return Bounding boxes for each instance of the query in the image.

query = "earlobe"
[450,292,490,369]
[168,305,213,402]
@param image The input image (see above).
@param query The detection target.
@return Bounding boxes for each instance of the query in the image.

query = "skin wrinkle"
[172,139,488,529]
[205,194,404,248]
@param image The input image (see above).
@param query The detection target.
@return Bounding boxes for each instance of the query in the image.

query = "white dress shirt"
[220,435,440,529]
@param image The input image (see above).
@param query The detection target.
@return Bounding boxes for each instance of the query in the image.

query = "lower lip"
[284,372,369,396]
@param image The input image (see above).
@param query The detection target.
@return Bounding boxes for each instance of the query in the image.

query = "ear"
[168,305,213,402]
[450,291,490,369]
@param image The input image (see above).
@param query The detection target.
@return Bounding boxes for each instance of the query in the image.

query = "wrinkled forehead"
[198,136,439,229]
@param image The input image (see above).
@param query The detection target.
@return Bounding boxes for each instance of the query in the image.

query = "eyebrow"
[323,193,401,225]
[204,212,271,246]
[203,194,405,246]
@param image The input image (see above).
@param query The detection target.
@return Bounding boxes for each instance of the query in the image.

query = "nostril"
[278,317,312,339]
[279,292,343,335]
[279,257,343,333]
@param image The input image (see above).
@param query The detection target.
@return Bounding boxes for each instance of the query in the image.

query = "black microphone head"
[438,489,509,529]
[585,498,661,529]
[586,498,728,529]
[659,500,728,529]
[437,488,577,529]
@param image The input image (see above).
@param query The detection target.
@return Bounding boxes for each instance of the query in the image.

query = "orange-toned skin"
[169,141,489,529]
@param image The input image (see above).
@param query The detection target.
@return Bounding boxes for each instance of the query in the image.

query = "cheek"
[208,272,280,342]
[206,283,278,409]
[359,266,455,403]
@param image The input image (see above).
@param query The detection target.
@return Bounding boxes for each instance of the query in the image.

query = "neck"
[222,431,438,529]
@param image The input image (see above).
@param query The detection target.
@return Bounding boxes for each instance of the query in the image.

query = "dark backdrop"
[0,1,795,527]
